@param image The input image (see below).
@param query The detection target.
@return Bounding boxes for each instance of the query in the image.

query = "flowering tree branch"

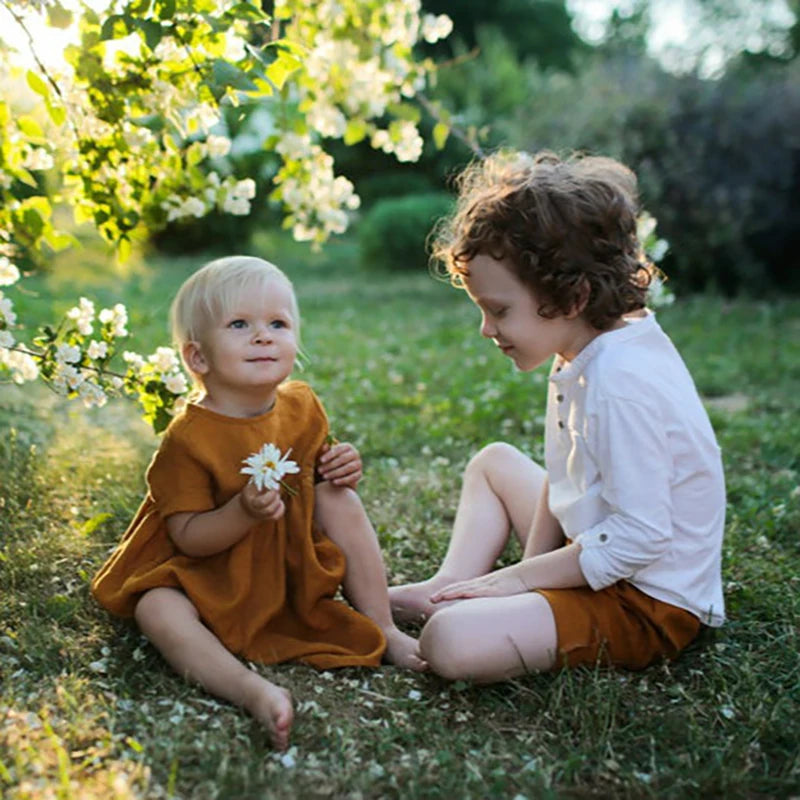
[0,0,455,431]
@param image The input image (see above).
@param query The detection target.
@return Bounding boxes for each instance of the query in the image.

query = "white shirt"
[546,311,726,627]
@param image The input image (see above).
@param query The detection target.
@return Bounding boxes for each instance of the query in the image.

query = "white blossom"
[67,297,95,336]
[223,195,251,215]
[23,148,54,171]
[421,14,453,43]
[99,303,128,337]
[123,350,146,370]
[0,293,15,328]
[0,329,14,348]
[56,343,82,365]
[79,380,108,408]
[232,178,256,200]
[163,372,188,395]
[87,340,108,360]
[0,257,20,286]
[148,346,180,373]
[206,135,232,159]
[275,133,314,160]
[0,348,39,382]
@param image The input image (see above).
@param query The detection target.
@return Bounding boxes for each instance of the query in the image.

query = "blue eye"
[270,319,287,329]
[229,319,247,329]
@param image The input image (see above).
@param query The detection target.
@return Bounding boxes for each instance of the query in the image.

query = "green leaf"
[433,121,449,150]
[343,119,368,146]
[117,236,132,263]
[100,14,131,41]
[387,102,421,123]
[128,0,153,14]
[21,206,45,239]
[135,19,164,51]
[46,2,74,29]
[79,512,113,536]
[212,59,258,92]
[17,115,44,139]
[45,101,66,126]
[26,70,50,99]
[265,50,302,91]
[154,0,176,20]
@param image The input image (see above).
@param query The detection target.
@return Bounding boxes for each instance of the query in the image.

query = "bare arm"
[430,482,585,603]
[429,543,586,602]
[167,482,285,558]
[522,477,565,558]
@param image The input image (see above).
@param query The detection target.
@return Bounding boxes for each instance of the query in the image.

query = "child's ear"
[182,341,209,375]
[566,278,591,319]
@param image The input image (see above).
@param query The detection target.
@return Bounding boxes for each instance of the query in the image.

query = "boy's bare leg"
[419,592,558,682]
[314,483,427,671]
[134,587,293,751]
[389,443,546,623]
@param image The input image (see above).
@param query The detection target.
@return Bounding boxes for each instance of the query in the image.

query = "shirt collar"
[550,310,657,384]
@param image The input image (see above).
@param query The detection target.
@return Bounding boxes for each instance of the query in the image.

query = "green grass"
[2,234,799,798]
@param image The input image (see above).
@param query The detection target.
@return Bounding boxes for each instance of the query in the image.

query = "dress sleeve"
[145,428,217,518]
[305,386,331,484]
[574,393,674,590]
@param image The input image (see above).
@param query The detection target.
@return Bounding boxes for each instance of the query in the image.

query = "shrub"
[503,53,800,295]
[358,192,453,271]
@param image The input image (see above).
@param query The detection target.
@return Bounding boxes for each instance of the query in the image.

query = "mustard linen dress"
[91,380,386,669]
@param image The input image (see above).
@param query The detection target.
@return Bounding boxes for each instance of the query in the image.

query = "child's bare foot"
[241,671,294,751]
[389,578,455,624]
[382,625,428,671]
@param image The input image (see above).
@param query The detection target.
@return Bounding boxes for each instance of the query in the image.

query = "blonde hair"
[171,255,301,350]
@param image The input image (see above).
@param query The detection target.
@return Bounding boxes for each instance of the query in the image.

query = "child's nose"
[252,324,272,343]
[480,314,495,338]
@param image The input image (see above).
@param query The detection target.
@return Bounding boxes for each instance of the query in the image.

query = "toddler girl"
[92,256,424,750]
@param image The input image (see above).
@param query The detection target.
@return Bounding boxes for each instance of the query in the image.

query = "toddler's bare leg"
[389,443,546,623]
[314,482,427,671]
[419,592,557,682]
[134,587,293,750]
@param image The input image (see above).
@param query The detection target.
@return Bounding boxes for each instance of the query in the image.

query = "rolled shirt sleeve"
[574,394,674,590]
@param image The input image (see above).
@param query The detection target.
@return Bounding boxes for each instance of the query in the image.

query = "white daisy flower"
[241,443,300,493]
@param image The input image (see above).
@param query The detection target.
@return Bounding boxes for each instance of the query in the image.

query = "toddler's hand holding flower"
[239,482,285,522]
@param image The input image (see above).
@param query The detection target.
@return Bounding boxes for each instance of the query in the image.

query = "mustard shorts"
[537,581,702,671]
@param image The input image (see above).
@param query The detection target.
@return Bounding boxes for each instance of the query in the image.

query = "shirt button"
[558,420,564,429]
[557,394,564,402]
[599,533,608,542]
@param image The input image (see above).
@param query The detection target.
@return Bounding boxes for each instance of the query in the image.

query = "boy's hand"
[239,482,285,521]
[429,570,529,603]
[317,441,362,488]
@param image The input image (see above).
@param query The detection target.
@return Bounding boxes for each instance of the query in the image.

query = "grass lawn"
[2,232,799,799]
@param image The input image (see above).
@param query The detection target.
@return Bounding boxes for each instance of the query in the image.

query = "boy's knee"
[419,610,474,681]
[467,442,520,476]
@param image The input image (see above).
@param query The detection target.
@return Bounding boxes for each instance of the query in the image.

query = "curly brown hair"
[431,150,654,330]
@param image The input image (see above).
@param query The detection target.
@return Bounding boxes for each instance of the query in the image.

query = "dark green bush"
[503,53,800,295]
[358,192,453,271]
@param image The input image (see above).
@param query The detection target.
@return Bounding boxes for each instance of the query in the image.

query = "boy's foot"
[242,672,294,751]
[389,578,452,624]
[382,626,428,672]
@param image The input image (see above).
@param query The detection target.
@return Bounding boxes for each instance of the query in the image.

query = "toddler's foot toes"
[243,673,294,751]
[383,627,428,672]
